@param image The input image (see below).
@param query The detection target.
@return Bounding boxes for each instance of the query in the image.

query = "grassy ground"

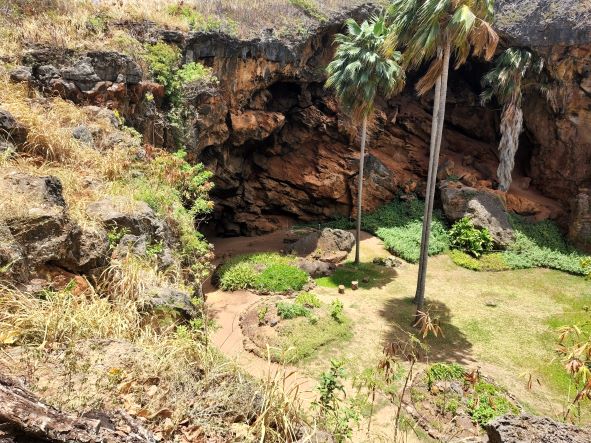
[294,235,591,424]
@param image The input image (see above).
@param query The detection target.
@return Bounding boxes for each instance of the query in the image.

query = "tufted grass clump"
[218,253,308,293]
[276,301,310,319]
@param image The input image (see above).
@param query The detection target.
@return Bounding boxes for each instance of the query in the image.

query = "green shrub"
[377,220,449,263]
[276,301,310,320]
[449,217,494,257]
[217,253,307,293]
[330,299,345,323]
[144,42,180,91]
[255,264,308,293]
[219,261,258,291]
[295,292,321,308]
[426,363,465,389]
[467,381,518,425]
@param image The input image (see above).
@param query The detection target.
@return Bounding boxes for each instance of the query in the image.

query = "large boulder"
[287,228,355,263]
[229,111,286,145]
[0,109,27,146]
[486,414,591,443]
[62,226,110,273]
[0,172,71,275]
[86,197,169,242]
[440,182,515,247]
[141,287,197,319]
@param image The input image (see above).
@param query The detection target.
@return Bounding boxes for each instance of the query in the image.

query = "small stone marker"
[351,281,359,290]
[338,284,345,294]
[362,276,370,283]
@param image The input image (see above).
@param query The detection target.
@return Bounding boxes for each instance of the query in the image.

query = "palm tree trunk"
[414,40,451,315]
[355,115,368,265]
[414,66,442,305]
[497,103,523,192]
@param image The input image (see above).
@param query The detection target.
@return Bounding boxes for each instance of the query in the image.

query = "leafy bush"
[295,292,321,308]
[330,299,345,323]
[426,363,465,389]
[217,253,307,293]
[256,264,308,293]
[276,301,310,320]
[449,217,494,258]
[467,381,518,425]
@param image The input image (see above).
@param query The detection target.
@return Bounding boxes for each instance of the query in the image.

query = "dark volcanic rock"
[142,287,197,318]
[495,0,591,46]
[440,181,515,247]
[86,197,169,242]
[486,414,591,443]
[0,109,27,145]
[288,228,354,263]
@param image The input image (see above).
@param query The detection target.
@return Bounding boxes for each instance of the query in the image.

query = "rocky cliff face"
[9,1,591,245]
[180,1,591,238]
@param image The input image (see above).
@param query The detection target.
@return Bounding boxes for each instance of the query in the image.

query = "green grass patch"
[499,215,589,276]
[217,253,308,293]
[315,262,389,288]
[276,315,352,362]
[276,301,310,319]
[317,198,449,263]
[295,292,321,308]
[449,250,512,272]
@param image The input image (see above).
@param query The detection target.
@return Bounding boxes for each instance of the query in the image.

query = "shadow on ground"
[379,297,475,364]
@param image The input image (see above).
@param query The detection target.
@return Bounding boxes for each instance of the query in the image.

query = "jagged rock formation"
[6,2,591,244]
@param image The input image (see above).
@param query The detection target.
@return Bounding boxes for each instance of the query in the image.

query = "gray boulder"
[86,197,168,242]
[142,287,197,319]
[288,228,355,263]
[72,125,94,145]
[0,172,73,280]
[63,226,110,273]
[440,182,515,247]
[486,414,591,443]
[296,257,335,277]
[0,109,27,145]
[9,66,33,83]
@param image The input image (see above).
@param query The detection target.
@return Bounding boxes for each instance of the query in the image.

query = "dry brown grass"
[0,71,137,227]
[0,0,367,62]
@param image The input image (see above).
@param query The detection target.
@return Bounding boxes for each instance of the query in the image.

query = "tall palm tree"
[385,0,498,315]
[326,14,406,264]
[481,48,544,192]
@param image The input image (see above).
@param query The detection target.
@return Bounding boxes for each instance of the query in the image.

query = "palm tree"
[326,14,406,264]
[385,0,498,315]
[481,48,544,192]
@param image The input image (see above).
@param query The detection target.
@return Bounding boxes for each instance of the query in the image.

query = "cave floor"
[206,230,590,440]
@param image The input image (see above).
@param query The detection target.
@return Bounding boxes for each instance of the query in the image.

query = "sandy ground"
[205,229,589,441]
